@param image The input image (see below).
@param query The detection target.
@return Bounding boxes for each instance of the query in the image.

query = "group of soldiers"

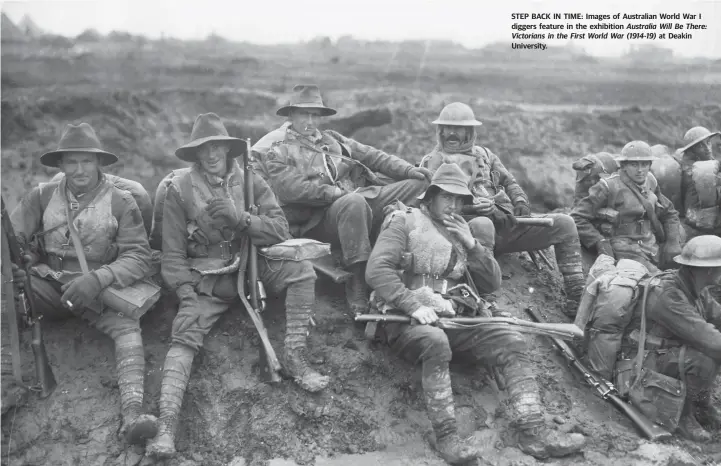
[1,82,719,465]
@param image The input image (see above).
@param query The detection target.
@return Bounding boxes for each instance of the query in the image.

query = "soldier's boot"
[146,344,195,458]
[504,359,585,458]
[1,312,27,416]
[695,389,721,431]
[424,362,483,464]
[677,399,713,442]
[282,280,329,393]
[115,332,158,445]
[345,262,369,314]
[554,239,585,317]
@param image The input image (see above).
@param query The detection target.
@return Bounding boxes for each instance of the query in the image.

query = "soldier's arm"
[571,181,610,250]
[93,191,152,289]
[652,285,721,364]
[466,240,502,294]
[264,144,341,206]
[487,149,529,206]
[160,185,198,290]
[327,130,414,180]
[655,187,682,244]
[246,175,292,246]
[365,214,423,316]
[9,186,44,247]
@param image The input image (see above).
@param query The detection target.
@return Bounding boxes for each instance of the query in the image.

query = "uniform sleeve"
[571,180,611,250]
[650,284,721,364]
[365,214,423,316]
[160,184,198,290]
[9,186,44,248]
[466,240,502,294]
[245,174,292,246]
[264,144,340,206]
[329,131,414,180]
[655,186,681,244]
[93,191,152,289]
[487,149,529,206]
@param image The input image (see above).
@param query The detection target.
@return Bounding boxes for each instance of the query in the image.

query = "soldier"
[147,113,326,458]
[572,140,682,272]
[620,235,721,441]
[676,126,720,239]
[365,163,586,464]
[262,84,432,313]
[9,123,158,444]
[420,102,585,316]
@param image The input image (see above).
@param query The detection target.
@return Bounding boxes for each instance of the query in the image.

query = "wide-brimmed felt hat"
[276,84,337,117]
[40,123,118,168]
[175,113,246,162]
[678,126,720,153]
[418,163,473,202]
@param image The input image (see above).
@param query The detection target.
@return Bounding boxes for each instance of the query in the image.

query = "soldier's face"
[198,141,230,176]
[621,161,651,184]
[59,152,100,192]
[440,126,470,150]
[289,109,324,136]
[688,139,713,160]
[429,190,465,219]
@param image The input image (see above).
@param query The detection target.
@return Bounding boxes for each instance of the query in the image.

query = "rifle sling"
[64,194,91,275]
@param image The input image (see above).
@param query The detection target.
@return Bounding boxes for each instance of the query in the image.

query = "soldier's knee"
[550,213,579,237]
[468,216,496,249]
[337,193,370,213]
[418,326,452,362]
[282,259,317,285]
[687,349,718,382]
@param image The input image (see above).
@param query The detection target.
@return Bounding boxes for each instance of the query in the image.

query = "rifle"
[354,314,583,341]
[516,217,554,227]
[1,197,57,398]
[525,306,672,441]
[241,140,282,383]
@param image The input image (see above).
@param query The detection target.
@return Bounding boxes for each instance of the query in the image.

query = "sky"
[2,0,720,58]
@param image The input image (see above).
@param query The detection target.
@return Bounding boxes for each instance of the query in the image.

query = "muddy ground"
[2,33,721,466]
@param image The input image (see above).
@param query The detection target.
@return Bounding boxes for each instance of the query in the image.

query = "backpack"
[571,152,619,205]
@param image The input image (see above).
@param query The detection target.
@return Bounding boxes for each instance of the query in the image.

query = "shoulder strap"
[619,175,666,243]
[33,182,98,239]
[634,272,664,380]
[64,192,90,274]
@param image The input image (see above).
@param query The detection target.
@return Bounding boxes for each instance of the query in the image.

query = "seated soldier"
[9,123,158,444]
[620,235,721,441]
[572,140,682,272]
[675,126,720,240]
[147,113,326,458]
[262,84,432,313]
[420,102,585,316]
[365,163,585,464]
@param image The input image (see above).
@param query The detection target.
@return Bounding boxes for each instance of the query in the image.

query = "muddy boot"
[345,262,369,314]
[503,359,585,458]
[425,363,482,464]
[695,390,721,431]
[678,401,712,442]
[146,344,195,458]
[283,280,329,393]
[115,332,158,445]
[554,239,585,317]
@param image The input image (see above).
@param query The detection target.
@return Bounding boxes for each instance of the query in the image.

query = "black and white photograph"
[0,0,720,464]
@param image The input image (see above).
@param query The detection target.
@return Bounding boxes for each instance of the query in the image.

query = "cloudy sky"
[3,0,720,57]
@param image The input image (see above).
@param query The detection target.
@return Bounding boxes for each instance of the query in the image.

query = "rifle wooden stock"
[243,140,281,383]
[525,306,672,441]
[1,196,57,398]
[516,217,554,227]
[354,314,583,340]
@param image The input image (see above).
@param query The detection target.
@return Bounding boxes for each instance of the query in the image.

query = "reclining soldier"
[260,84,432,314]
[365,163,585,464]
[147,113,326,458]
[420,102,585,316]
[572,141,682,272]
[9,123,158,444]
[620,235,721,441]
[675,126,720,239]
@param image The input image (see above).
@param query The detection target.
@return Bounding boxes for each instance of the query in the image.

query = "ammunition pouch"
[627,356,686,431]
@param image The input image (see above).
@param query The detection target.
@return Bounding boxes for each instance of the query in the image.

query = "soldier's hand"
[514,202,531,217]
[442,213,476,250]
[60,272,103,310]
[407,167,433,182]
[206,198,242,229]
[411,305,439,325]
[11,264,27,291]
[464,198,494,216]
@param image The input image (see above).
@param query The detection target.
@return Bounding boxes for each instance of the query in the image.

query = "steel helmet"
[674,235,721,267]
[432,102,482,126]
[678,126,720,153]
[617,140,655,162]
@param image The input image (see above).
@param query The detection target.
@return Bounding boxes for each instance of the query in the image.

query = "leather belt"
[46,253,103,273]
[407,274,460,294]
[204,240,242,260]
